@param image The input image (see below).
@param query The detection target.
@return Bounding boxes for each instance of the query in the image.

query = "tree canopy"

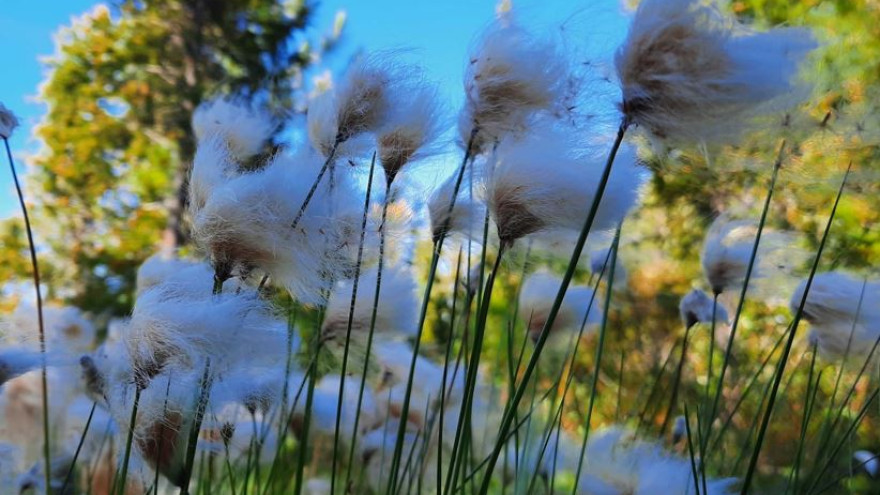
[1,0,343,315]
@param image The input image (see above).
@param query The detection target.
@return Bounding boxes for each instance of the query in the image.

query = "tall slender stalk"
[740,163,851,494]
[4,136,51,493]
[662,324,693,436]
[437,249,466,494]
[344,179,393,490]
[806,388,879,494]
[383,128,479,493]
[293,350,318,495]
[60,401,96,494]
[290,142,339,230]
[330,152,377,493]
[634,343,678,436]
[117,387,142,495]
[704,141,786,457]
[709,323,791,453]
[446,244,507,494]
[444,196,493,495]
[684,405,702,495]
[478,119,630,492]
[786,343,820,494]
[526,244,612,495]
[180,361,213,495]
[571,228,620,493]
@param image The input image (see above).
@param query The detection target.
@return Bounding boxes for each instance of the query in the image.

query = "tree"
[2,0,343,315]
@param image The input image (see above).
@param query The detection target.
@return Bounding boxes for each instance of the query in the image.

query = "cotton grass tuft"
[615,0,816,142]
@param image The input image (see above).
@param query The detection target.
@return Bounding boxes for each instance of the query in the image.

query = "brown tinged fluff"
[137,410,187,487]
[490,184,545,247]
[320,318,366,344]
[617,24,728,138]
[132,346,175,391]
[336,70,390,144]
[80,355,107,402]
[706,259,747,296]
[467,75,554,153]
[378,130,421,185]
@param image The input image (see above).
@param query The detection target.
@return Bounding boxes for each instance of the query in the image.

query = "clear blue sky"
[0,0,628,218]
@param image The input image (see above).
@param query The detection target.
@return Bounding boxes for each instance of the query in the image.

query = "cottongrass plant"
[518,272,601,343]
[615,0,816,143]
[2,102,55,493]
[11,1,880,494]
[790,272,879,363]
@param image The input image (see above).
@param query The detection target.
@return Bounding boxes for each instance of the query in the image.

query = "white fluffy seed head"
[4,302,96,355]
[377,82,445,184]
[292,374,381,443]
[125,272,288,386]
[189,147,358,301]
[305,478,332,495]
[15,453,76,495]
[136,252,217,296]
[0,103,19,139]
[460,22,570,153]
[192,97,276,160]
[0,443,19,489]
[575,427,738,495]
[428,166,487,243]
[672,415,687,444]
[487,125,645,246]
[306,90,342,158]
[103,370,202,485]
[188,132,237,215]
[0,348,43,386]
[307,53,405,157]
[615,0,816,142]
[518,271,601,342]
[700,216,804,296]
[321,264,419,344]
[679,289,730,329]
[790,272,880,362]
[589,248,629,286]
[371,341,444,394]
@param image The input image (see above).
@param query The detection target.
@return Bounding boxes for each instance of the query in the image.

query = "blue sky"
[0,0,628,217]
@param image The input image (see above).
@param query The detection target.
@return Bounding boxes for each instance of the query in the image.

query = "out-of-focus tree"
[0,0,344,315]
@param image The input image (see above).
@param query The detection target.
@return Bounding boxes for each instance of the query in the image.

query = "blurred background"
[1,0,879,491]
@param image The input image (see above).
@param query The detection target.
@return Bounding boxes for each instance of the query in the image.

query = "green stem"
[478,120,630,493]
[662,324,693,436]
[4,136,51,493]
[571,228,620,493]
[447,244,507,494]
[739,163,851,494]
[684,405,702,495]
[61,401,96,493]
[384,128,479,493]
[117,387,142,495]
[786,344,820,494]
[290,141,339,230]
[344,182,391,490]
[705,142,786,459]
[180,361,213,495]
[331,151,376,494]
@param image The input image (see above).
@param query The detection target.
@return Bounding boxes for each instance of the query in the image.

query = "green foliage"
[3,0,341,315]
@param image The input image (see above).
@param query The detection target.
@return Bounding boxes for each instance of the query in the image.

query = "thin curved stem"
[740,163,851,494]
[705,141,786,458]
[330,152,376,493]
[385,128,479,493]
[478,119,630,493]
[290,141,339,230]
[4,136,51,492]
